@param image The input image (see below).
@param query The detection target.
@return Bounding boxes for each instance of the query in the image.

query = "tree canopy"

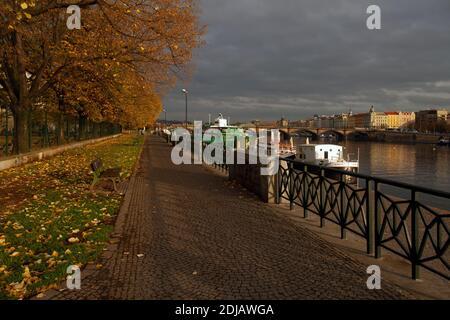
[0,0,204,152]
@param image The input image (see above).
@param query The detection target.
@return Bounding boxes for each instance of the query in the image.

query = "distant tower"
[369,105,375,113]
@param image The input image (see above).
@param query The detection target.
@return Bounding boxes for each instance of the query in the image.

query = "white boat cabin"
[297,144,343,163]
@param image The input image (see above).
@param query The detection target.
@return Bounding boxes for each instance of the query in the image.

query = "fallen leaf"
[23,267,31,279]
[68,237,80,244]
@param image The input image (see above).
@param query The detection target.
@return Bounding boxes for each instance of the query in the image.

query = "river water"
[293,137,450,210]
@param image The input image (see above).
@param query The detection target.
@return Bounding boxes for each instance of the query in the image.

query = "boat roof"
[298,144,342,148]
[209,125,239,129]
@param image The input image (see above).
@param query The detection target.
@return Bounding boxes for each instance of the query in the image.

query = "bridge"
[278,127,359,139]
[160,124,448,144]
[238,124,368,139]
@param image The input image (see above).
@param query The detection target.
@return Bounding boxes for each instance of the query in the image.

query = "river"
[293,137,450,210]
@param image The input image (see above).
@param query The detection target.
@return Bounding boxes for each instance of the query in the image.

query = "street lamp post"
[162,108,167,128]
[182,89,188,129]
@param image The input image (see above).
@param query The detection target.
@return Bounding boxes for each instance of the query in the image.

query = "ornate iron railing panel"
[213,161,229,172]
[279,158,450,281]
[375,185,449,280]
[278,163,370,243]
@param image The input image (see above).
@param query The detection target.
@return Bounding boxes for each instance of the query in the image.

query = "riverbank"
[350,131,449,144]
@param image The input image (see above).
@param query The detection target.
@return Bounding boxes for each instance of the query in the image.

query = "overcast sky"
[162,0,450,122]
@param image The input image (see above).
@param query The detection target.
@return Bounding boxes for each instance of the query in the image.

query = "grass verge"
[0,134,144,299]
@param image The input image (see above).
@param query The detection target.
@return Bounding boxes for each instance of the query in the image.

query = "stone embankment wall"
[227,153,279,203]
[364,132,444,144]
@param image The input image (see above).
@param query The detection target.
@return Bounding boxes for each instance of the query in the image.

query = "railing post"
[275,160,281,205]
[411,190,420,280]
[374,181,382,259]
[303,165,308,218]
[339,174,346,240]
[288,161,294,210]
[366,178,374,255]
[319,168,325,227]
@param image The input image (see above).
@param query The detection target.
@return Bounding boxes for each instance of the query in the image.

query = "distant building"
[415,109,448,132]
[367,106,388,129]
[277,117,289,128]
[385,111,415,129]
[322,116,334,128]
[347,106,385,129]
[305,107,416,130]
[347,115,356,128]
[290,119,312,128]
[351,113,366,128]
[398,112,416,129]
[313,115,336,128]
[385,111,400,129]
[333,113,350,129]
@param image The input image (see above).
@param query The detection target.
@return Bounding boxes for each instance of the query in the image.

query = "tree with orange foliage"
[0,0,204,153]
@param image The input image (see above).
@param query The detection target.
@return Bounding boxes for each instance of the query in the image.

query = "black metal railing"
[278,158,450,281]
[1,107,122,158]
[204,141,228,173]
[213,160,229,173]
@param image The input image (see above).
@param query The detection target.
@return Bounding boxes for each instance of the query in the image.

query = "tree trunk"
[12,108,31,154]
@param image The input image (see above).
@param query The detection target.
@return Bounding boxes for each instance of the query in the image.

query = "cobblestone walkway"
[55,136,412,299]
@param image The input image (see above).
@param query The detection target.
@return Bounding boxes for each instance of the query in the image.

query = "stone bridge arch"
[320,129,346,139]
[284,128,319,139]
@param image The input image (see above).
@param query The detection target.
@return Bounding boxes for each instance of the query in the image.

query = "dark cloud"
[162,0,450,122]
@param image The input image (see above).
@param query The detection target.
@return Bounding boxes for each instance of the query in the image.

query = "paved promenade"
[55,135,412,299]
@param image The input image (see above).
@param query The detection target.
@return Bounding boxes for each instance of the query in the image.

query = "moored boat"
[438,138,450,146]
[294,139,359,182]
